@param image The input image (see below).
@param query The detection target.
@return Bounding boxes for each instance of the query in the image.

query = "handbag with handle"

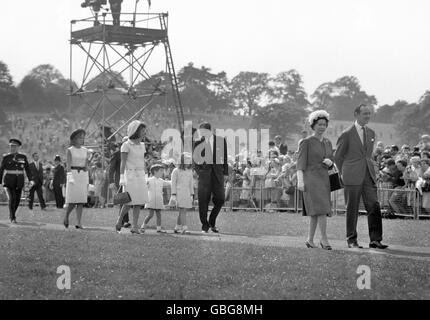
[322,142,343,192]
[113,186,132,206]
[328,165,343,192]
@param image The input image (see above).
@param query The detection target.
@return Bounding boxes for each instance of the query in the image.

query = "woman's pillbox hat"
[70,129,86,142]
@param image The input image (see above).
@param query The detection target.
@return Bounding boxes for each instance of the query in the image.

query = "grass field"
[0,206,429,300]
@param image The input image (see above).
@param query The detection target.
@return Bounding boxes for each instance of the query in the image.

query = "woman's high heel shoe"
[115,223,122,233]
[320,242,332,250]
[305,241,316,248]
[63,218,69,229]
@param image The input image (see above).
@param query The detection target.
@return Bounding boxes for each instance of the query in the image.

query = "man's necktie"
[361,126,367,150]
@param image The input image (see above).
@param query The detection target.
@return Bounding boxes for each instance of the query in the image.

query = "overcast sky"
[1,0,429,106]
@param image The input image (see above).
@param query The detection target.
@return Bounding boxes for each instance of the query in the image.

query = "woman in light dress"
[64,129,89,229]
[115,121,149,234]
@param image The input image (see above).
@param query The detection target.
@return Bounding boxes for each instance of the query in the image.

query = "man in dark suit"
[193,122,229,233]
[28,152,47,211]
[275,135,288,155]
[335,104,388,249]
[52,155,66,209]
[108,139,130,228]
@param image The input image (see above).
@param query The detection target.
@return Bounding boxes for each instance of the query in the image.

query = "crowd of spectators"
[1,111,429,217]
[371,135,430,215]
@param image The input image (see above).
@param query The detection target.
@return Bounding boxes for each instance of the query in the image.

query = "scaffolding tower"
[69,11,184,164]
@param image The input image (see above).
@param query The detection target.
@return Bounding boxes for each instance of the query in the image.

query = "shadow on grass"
[17,222,46,227]
[80,227,111,232]
[379,248,430,259]
[0,223,9,228]
[215,231,262,239]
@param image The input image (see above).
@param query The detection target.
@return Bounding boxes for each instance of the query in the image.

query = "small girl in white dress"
[140,164,171,233]
[170,153,194,234]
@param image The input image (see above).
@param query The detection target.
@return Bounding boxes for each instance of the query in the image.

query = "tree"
[0,61,21,108]
[394,91,430,145]
[27,64,64,88]
[19,64,71,111]
[180,86,209,113]
[85,71,128,92]
[311,76,377,120]
[230,71,270,116]
[0,107,6,124]
[373,100,408,123]
[19,76,47,110]
[134,71,174,111]
[270,70,309,107]
[252,102,307,138]
[178,62,232,113]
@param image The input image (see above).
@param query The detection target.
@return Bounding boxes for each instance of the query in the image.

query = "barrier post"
[260,184,263,212]
[230,186,234,212]
[294,189,298,214]
[416,191,422,220]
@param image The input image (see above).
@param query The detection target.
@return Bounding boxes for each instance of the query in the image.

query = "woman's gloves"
[323,158,333,168]
[119,174,126,186]
[67,172,74,184]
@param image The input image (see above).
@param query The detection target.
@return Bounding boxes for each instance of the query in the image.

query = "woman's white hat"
[127,120,143,138]
[308,110,330,126]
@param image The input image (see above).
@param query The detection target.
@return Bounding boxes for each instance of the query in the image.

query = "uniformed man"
[0,139,35,223]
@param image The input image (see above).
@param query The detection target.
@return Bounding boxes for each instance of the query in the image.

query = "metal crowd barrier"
[1,184,429,220]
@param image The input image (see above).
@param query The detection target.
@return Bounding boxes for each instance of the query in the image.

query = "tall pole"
[102,14,107,170]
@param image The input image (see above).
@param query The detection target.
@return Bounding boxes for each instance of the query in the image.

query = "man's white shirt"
[354,121,366,145]
[208,135,214,153]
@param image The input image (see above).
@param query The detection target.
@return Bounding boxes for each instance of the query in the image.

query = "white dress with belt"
[65,146,89,204]
[121,140,149,205]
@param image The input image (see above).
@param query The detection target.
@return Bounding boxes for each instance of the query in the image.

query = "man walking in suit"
[193,122,229,233]
[28,152,47,211]
[335,104,388,249]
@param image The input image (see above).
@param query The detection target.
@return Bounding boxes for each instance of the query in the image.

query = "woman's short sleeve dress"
[121,140,149,205]
[65,146,89,204]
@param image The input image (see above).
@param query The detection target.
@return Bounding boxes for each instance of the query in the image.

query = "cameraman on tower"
[109,0,123,26]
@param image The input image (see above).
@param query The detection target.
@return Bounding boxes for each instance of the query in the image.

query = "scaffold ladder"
[160,13,184,133]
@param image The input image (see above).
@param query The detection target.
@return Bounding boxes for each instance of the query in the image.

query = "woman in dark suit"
[297,110,334,250]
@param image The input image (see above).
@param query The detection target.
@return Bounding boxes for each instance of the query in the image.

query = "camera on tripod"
[81,0,107,12]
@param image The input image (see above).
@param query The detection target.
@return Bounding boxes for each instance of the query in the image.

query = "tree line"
[0,60,429,145]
